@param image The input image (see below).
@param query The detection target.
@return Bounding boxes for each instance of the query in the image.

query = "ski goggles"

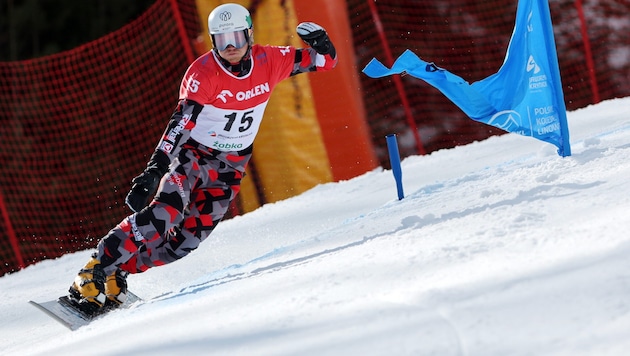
[212,30,249,51]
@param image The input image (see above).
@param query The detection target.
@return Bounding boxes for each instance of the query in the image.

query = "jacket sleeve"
[290,47,338,76]
[145,99,202,175]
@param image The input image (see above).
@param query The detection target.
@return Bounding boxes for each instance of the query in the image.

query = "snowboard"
[29,291,142,330]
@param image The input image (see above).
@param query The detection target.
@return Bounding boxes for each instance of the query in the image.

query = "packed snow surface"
[1,98,630,355]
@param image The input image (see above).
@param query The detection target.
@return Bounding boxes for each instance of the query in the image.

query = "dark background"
[1,0,155,61]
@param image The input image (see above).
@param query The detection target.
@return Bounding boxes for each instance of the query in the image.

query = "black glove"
[296,22,335,56]
[125,170,161,213]
[125,150,170,213]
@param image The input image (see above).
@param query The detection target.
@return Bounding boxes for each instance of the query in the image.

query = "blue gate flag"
[362,0,571,157]
[386,134,405,200]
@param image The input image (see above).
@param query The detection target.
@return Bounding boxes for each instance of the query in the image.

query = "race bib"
[190,101,269,151]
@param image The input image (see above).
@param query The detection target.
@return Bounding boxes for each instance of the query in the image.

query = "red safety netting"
[1,0,629,276]
[347,0,630,161]
[0,0,200,275]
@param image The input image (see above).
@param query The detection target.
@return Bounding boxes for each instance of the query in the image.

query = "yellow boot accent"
[69,257,106,308]
[105,270,128,306]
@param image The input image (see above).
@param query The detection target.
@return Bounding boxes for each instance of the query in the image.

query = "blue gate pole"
[386,134,404,200]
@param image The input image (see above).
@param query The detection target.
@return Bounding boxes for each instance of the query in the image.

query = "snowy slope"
[1,98,630,356]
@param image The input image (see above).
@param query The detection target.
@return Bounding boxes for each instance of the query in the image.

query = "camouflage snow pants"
[97,141,251,275]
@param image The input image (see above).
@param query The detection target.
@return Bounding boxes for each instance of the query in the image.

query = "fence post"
[367,1,426,155]
[0,189,24,269]
[574,0,600,104]
[168,0,196,64]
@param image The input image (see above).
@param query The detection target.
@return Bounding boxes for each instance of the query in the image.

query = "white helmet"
[208,3,253,51]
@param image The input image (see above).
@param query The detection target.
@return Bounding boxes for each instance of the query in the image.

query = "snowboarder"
[69,3,337,315]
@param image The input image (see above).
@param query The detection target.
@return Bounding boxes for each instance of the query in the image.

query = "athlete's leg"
[130,158,243,270]
[96,153,197,275]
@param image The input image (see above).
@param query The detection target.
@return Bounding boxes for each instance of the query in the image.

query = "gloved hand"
[125,150,170,212]
[296,22,335,56]
[125,169,162,213]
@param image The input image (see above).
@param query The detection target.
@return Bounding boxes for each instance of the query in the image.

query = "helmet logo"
[219,11,231,21]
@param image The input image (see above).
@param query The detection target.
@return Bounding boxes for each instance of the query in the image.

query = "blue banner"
[362,0,571,156]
